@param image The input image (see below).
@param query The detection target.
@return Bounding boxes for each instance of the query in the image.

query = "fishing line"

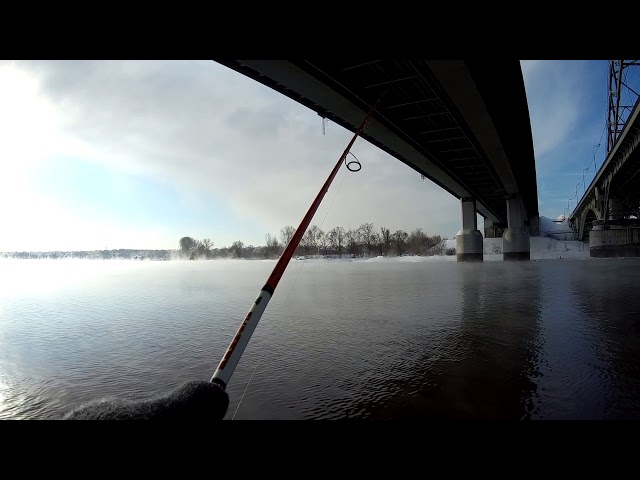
[231,251,310,419]
[231,256,306,419]
[232,128,363,419]
[213,91,386,425]
[319,165,350,230]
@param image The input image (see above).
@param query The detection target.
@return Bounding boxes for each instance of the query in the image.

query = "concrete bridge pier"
[456,197,483,262]
[483,218,505,238]
[590,219,640,257]
[503,194,530,260]
[588,196,640,257]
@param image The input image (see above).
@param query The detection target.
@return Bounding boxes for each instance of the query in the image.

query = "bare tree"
[244,245,256,258]
[265,233,280,258]
[202,238,214,251]
[328,226,346,257]
[371,232,382,256]
[380,227,392,256]
[179,236,197,255]
[427,236,445,256]
[392,230,408,256]
[300,230,313,255]
[280,225,296,247]
[201,238,214,258]
[358,222,375,256]
[195,240,206,258]
[345,229,360,256]
[231,240,244,258]
[317,229,329,256]
[301,224,320,256]
[174,222,450,262]
[427,234,442,253]
[408,228,427,255]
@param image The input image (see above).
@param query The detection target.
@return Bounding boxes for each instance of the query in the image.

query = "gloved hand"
[63,380,229,420]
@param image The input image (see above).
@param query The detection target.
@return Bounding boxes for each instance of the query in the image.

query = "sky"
[0,60,632,251]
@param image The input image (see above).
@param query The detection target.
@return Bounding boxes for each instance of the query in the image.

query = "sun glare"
[0,63,63,173]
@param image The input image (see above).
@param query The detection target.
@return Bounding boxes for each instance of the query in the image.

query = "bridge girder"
[571,60,640,232]
[215,60,537,227]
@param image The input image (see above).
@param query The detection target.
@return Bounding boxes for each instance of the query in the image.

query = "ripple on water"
[1,259,640,419]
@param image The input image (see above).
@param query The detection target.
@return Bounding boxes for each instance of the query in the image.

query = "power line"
[565,117,607,218]
[565,60,639,217]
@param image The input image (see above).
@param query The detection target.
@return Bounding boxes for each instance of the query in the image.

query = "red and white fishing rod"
[211,96,383,390]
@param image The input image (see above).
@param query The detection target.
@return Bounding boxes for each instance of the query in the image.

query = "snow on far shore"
[320,236,590,263]
[538,215,576,241]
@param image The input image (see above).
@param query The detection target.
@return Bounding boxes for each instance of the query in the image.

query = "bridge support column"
[456,197,483,262]
[503,194,530,261]
[528,214,540,237]
[484,218,505,238]
[484,218,496,238]
[608,197,625,221]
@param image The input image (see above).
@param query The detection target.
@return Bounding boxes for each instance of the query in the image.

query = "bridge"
[569,60,640,257]
[215,60,539,261]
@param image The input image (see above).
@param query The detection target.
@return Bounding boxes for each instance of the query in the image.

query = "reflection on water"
[348,263,544,419]
[534,262,640,419]
[1,258,639,420]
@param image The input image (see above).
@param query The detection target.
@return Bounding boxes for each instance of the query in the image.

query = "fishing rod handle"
[211,288,273,388]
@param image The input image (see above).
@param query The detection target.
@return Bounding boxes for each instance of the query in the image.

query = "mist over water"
[1,257,639,420]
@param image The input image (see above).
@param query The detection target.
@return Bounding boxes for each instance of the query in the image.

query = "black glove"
[63,380,229,420]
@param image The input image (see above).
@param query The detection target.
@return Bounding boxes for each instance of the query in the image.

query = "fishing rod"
[211,96,384,398]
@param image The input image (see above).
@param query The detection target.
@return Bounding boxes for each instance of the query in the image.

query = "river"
[1,257,639,419]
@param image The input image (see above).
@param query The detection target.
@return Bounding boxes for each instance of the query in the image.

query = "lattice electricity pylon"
[607,60,640,154]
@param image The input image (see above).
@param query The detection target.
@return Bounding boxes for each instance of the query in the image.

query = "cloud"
[2,60,465,248]
[7,60,600,248]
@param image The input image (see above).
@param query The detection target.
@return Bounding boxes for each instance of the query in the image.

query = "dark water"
[1,257,639,420]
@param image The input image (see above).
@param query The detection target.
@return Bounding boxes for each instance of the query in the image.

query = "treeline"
[179,223,449,260]
[1,249,171,260]
[1,225,450,261]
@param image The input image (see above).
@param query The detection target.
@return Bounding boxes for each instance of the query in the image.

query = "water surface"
[1,257,639,420]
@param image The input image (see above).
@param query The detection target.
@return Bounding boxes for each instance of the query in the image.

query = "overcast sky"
[0,60,627,251]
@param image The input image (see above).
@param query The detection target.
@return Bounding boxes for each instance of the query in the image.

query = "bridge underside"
[610,140,640,216]
[217,60,538,228]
